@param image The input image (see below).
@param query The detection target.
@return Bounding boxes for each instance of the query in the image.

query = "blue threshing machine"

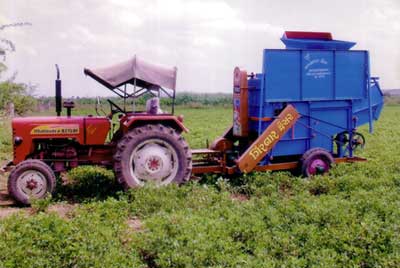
[194,31,384,176]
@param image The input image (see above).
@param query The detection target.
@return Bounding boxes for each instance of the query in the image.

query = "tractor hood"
[11,116,111,164]
[84,55,177,90]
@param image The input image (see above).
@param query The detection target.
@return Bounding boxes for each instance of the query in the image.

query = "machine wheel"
[335,131,366,151]
[300,147,334,177]
[113,124,192,188]
[350,132,365,150]
[8,160,56,205]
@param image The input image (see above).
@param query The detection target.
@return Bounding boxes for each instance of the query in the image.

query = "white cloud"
[105,0,237,28]
[193,36,224,47]
[20,45,38,57]
[147,0,236,21]
[73,25,97,43]
[106,0,143,10]
[57,32,68,40]
[0,14,10,24]
[56,25,98,46]
[2,0,399,96]
[116,10,143,28]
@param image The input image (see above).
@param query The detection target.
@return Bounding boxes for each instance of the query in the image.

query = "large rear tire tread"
[113,124,192,189]
[8,159,56,205]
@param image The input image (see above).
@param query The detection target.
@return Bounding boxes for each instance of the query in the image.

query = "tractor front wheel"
[300,147,334,177]
[113,124,192,188]
[8,160,56,205]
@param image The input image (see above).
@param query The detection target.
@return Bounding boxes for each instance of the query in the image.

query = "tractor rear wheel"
[300,147,334,177]
[113,124,192,188]
[8,160,56,205]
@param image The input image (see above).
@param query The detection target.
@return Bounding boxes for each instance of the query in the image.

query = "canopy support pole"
[123,84,127,112]
[172,88,175,115]
[133,79,136,112]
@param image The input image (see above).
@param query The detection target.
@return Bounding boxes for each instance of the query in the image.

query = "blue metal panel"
[272,140,308,156]
[264,50,301,101]
[302,51,334,100]
[246,37,384,159]
[353,81,384,127]
[291,102,309,138]
[309,106,350,152]
[335,51,366,100]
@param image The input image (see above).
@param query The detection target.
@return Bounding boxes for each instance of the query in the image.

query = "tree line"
[0,22,36,116]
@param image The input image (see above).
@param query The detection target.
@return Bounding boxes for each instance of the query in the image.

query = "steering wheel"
[107,99,125,118]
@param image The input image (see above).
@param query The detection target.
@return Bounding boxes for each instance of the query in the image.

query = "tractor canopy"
[84,55,177,92]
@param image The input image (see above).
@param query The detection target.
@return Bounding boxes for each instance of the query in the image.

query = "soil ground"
[0,173,78,219]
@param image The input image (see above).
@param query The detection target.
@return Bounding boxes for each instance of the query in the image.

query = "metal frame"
[107,78,176,114]
[191,151,367,175]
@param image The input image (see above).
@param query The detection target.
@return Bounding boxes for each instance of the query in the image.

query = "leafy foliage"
[0,117,12,161]
[0,81,37,115]
[60,166,122,201]
[0,106,399,267]
[0,199,144,268]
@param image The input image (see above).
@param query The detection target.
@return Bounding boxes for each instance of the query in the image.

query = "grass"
[175,107,232,148]
[0,116,12,162]
[0,105,399,267]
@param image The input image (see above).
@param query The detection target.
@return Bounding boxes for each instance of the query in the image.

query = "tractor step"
[191,149,221,155]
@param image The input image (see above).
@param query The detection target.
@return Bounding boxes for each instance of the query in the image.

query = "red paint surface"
[284,31,332,40]
[12,116,110,164]
[121,114,189,133]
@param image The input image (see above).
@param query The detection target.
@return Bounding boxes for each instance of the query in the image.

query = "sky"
[1,0,399,97]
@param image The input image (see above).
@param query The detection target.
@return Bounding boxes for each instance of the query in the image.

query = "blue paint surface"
[247,36,384,159]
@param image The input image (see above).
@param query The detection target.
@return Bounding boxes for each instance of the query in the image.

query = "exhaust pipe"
[55,64,62,116]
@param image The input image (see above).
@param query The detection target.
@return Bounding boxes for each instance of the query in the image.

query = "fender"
[121,114,189,133]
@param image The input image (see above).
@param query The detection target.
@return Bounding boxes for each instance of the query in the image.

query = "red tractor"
[2,32,384,205]
[5,56,192,204]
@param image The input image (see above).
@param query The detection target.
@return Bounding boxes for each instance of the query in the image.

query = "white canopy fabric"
[84,55,177,90]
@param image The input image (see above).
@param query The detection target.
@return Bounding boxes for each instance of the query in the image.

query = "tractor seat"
[145,97,163,114]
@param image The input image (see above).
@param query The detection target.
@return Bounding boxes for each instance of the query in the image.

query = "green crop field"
[0,105,399,267]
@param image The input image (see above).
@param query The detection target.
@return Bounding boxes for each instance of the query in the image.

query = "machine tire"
[300,147,334,177]
[113,124,192,188]
[8,160,56,205]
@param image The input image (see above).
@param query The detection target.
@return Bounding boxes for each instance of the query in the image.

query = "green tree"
[0,80,37,115]
[0,22,36,115]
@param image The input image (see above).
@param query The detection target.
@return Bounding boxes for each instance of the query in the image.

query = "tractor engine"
[33,140,79,172]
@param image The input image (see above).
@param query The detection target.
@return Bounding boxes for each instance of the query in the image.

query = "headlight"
[14,136,23,146]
